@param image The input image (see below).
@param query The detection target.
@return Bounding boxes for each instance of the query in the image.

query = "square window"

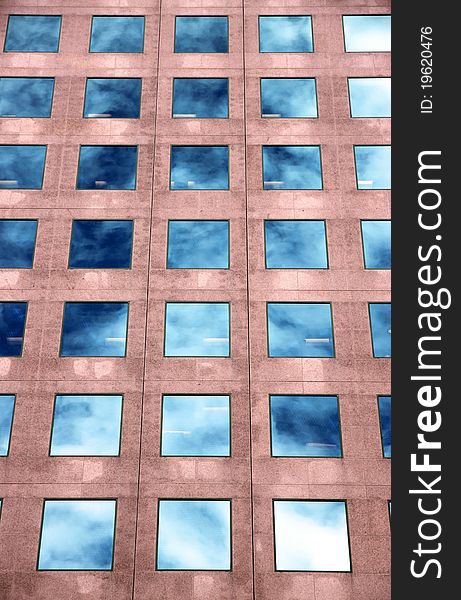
[60,302,129,357]
[0,302,27,357]
[76,146,137,190]
[69,220,133,269]
[167,221,229,269]
[174,17,228,53]
[4,16,61,52]
[89,16,145,53]
[161,395,230,456]
[173,78,228,118]
[348,78,391,117]
[84,78,142,119]
[0,220,38,268]
[0,78,55,118]
[267,303,334,358]
[170,146,229,190]
[378,395,391,458]
[270,395,341,457]
[50,395,123,456]
[157,500,231,570]
[0,395,15,456]
[369,303,391,357]
[0,145,46,189]
[259,16,313,53]
[165,302,230,357]
[273,500,351,571]
[264,220,327,269]
[354,145,391,190]
[262,146,322,190]
[361,220,391,269]
[343,15,391,53]
[261,78,317,118]
[37,500,116,570]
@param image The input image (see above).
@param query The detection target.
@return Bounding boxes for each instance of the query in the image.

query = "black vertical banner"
[393,2,456,598]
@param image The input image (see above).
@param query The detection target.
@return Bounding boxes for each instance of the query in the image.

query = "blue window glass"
[4,16,61,52]
[161,395,230,456]
[262,146,322,190]
[50,395,123,456]
[170,146,229,190]
[0,78,54,118]
[343,15,391,53]
[165,302,230,357]
[0,220,37,268]
[259,16,313,53]
[261,78,317,118]
[267,303,334,358]
[60,302,128,357]
[69,220,133,269]
[369,303,391,357]
[361,220,391,269]
[167,221,229,269]
[0,145,46,189]
[273,500,351,571]
[157,500,231,570]
[172,78,228,118]
[89,16,145,53]
[76,146,137,190]
[0,302,27,357]
[270,395,341,457]
[354,145,391,190]
[37,500,116,570]
[174,17,228,53]
[348,78,391,117]
[84,78,141,119]
[0,395,15,456]
[378,395,391,458]
[265,220,327,269]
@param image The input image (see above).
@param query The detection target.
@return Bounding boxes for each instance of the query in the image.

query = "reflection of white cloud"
[5,16,61,52]
[84,79,141,118]
[0,146,46,189]
[90,17,144,52]
[170,146,229,190]
[0,220,37,268]
[263,146,322,190]
[362,221,391,268]
[344,16,391,52]
[0,78,54,117]
[173,79,228,118]
[167,221,229,269]
[265,220,327,268]
[175,17,228,53]
[259,16,313,52]
[355,146,391,189]
[261,78,317,118]
[349,78,391,117]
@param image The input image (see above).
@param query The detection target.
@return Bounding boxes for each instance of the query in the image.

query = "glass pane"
[4,16,61,52]
[170,146,229,190]
[0,145,46,189]
[0,395,15,456]
[354,145,391,190]
[369,303,391,357]
[0,220,37,268]
[349,78,391,117]
[167,221,229,269]
[259,16,313,52]
[173,78,228,118]
[262,146,322,190]
[0,78,54,117]
[90,16,145,53]
[265,220,327,269]
[361,221,391,269]
[0,302,27,357]
[378,395,391,458]
[77,146,137,190]
[69,220,133,269]
[84,78,142,118]
[261,78,317,118]
[175,17,228,53]
[343,15,391,52]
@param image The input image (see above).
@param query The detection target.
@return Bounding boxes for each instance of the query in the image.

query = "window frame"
[0,144,47,190]
[83,77,143,119]
[368,301,391,358]
[347,76,391,119]
[75,145,139,191]
[171,77,230,119]
[4,14,62,53]
[377,394,391,459]
[0,219,38,269]
[353,144,391,191]
[88,15,146,54]
[0,393,16,457]
[342,14,391,54]
[0,301,28,358]
[259,77,319,119]
[261,145,323,191]
[169,145,230,191]
[0,77,56,118]
[173,16,229,54]
[258,15,315,53]
[360,219,391,270]
[166,219,230,270]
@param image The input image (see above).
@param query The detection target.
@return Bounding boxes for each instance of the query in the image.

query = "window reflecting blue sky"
[265,220,327,269]
[69,220,133,269]
[165,303,230,357]
[50,395,123,456]
[270,395,341,457]
[175,17,228,53]
[0,78,54,118]
[157,500,231,570]
[38,500,116,570]
[60,302,128,357]
[0,395,15,456]
[343,16,391,52]
[0,220,37,268]
[77,146,137,190]
[361,220,391,269]
[161,395,230,456]
[261,78,317,118]
[173,78,228,118]
[262,146,322,190]
[170,146,229,190]
[354,145,391,190]
[274,500,351,571]
[348,78,391,117]
[5,16,61,52]
[90,16,145,53]
[378,395,391,458]
[267,303,334,358]
[167,221,229,269]
[259,16,313,52]
[0,145,46,189]
[84,79,141,118]
[369,303,391,357]
[0,302,27,357]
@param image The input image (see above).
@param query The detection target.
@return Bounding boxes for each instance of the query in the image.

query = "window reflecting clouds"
[369,303,391,357]
[0,145,46,189]
[77,146,138,190]
[349,78,391,117]
[69,220,133,269]
[262,146,322,190]
[170,146,229,190]
[259,16,313,53]
[361,220,391,269]
[90,17,145,53]
[0,220,37,268]
[265,220,327,269]
[261,78,317,118]
[354,145,391,189]
[378,395,391,458]
[167,221,229,269]
[173,78,228,118]
[343,16,391,52]
[175,17,228,53]
[0,78,54,118]
[0,395,15,456]
[84,79,141,118]
[4,16,61,52]
[0,302,27,357]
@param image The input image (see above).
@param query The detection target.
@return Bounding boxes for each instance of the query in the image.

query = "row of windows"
[0,76,391,119]
[3,15,391,54]
[0,144,391,190]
